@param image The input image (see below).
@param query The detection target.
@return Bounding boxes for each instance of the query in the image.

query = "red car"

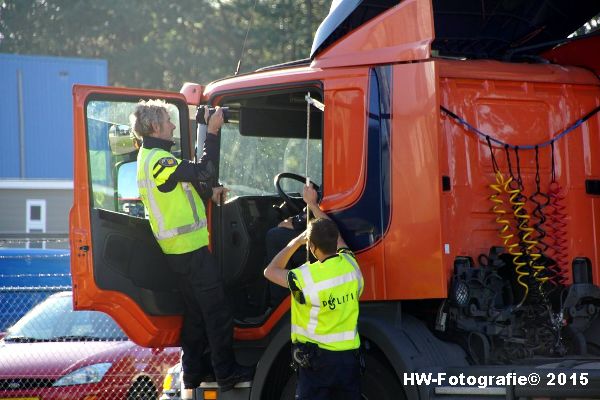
[0,291,180,400]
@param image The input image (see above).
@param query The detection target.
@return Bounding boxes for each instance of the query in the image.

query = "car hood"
[0,340,134,378]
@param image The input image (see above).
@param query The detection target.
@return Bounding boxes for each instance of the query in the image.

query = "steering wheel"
[274,172,320,215]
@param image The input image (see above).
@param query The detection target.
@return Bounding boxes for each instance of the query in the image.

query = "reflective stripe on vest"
[341,252,364,296]
[291,254,362,347]
[138,148,206,240]
[292,325,358,344]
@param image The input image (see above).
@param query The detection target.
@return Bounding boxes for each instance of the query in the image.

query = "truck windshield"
[219,122,322,198]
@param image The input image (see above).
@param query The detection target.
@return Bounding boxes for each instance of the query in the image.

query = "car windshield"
[4,293,127,342]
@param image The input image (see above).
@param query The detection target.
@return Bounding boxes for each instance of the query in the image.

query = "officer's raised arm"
[169,107,224,185]
[264,231,307,288]
[302,184,347,250]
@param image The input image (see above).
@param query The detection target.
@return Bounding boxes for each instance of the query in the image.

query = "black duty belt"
[291,342,361,371]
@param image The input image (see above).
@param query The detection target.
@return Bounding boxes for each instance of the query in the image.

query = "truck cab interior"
[215,90,323,323]
[83,87,323,326]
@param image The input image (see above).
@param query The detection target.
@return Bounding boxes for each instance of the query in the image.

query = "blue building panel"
[0,248,71,330]
[0,54,107,179]
[0,65,20,178]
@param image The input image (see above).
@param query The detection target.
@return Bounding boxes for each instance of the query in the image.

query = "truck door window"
[85,100,182,214]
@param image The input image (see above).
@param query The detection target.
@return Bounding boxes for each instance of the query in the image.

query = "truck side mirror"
[116,161,145,217]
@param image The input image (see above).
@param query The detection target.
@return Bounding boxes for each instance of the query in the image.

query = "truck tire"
[279,373,297,400]
[361,352,405,400]
[278,353,405,400]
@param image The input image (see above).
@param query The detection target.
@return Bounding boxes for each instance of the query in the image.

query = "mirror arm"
[196,124,207,162]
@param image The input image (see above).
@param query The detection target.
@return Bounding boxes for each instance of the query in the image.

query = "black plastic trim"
[586,179,600,195]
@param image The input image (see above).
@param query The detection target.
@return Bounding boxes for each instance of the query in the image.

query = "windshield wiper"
[53,335,105,342]
[4,336,46,343]
[52,335,127,342]
[5,335,126,342]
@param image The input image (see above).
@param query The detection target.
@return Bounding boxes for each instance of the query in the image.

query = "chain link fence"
[0,244,71,331]
[0,235,70,250]
[0,240,180,399]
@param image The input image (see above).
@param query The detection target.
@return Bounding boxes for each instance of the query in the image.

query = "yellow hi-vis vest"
[289,249,364,351]
[137,147,209,254]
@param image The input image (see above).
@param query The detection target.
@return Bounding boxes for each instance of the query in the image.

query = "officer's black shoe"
[200,373,217,384]
[183,373,216,389]
[217,364,255,392]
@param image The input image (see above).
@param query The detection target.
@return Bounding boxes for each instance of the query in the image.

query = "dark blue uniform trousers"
[296,348,361,400]
[167,246,235,387]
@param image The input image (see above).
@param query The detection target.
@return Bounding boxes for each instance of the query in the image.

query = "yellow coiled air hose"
[489,171,529,306]
[511,183,549,296]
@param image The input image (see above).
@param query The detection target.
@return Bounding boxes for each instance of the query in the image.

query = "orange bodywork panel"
[180,82,205,105]
[320,77,368,212]
[383,61,446,300]
[311,0,433,69]
[71,85,187,347]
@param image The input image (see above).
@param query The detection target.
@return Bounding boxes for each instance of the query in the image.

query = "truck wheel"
[279,372,297,400]
[361,353,405,400]
[278,353,405,400]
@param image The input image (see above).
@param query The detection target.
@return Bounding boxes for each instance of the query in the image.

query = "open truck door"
[70,85,192,347]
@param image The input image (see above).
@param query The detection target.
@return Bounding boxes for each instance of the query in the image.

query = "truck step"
[188,382,251,400]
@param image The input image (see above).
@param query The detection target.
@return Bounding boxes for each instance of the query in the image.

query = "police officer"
[264,184,364,399]
[131,100,253,392]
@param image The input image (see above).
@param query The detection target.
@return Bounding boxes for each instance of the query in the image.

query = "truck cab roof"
[311,0,599,61]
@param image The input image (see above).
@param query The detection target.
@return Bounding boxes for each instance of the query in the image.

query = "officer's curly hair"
[307,218,339,255]
[129,99,168,138]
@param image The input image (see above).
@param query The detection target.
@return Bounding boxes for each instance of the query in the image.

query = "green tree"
[0,0,329,90]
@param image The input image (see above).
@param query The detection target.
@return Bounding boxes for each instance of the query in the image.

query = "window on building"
[26,199,46,233]
[30,206,41,221]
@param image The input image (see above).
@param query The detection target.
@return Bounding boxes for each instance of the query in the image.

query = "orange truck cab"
[71,1,600,398]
